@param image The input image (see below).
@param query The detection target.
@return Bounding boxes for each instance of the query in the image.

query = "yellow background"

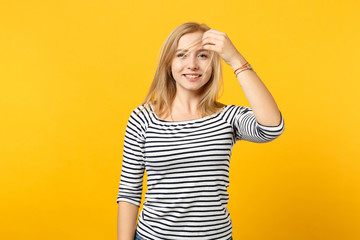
[1,0,359,239]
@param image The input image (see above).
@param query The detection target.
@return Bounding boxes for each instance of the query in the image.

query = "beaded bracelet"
[233,62,249,74]
[235,65,253,77]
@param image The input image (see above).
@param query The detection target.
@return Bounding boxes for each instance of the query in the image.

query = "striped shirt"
[117,104,284,240]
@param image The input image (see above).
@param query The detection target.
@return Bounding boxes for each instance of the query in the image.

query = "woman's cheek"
[172,61,182,70]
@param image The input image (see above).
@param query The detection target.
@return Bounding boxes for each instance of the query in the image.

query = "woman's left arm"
[202,29,281,126]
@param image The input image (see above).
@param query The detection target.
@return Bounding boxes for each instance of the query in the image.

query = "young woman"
[117,22,284,240]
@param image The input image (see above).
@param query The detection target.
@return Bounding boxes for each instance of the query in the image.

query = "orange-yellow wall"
[1,0,359,239]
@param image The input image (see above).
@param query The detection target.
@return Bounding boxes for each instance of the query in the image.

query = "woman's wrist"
[229,53,247,71]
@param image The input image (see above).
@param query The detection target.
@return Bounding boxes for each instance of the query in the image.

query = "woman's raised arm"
[202,29,281,126]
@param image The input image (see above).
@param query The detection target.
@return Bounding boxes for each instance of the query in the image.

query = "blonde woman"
[117,22,284,240]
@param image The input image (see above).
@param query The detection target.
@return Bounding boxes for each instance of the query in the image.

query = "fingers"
[203,29,226,37]
[202,43,218,52]
[200,29,241,66]
[202,30,225,44]
[202,39,223,52]
[201,29,229,52]
[202,29,228,42]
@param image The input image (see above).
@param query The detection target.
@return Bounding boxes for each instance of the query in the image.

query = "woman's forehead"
[177,31,202,48]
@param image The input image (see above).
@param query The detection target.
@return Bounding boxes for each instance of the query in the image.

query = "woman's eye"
[199,54,208,58]
[177,53,187,58]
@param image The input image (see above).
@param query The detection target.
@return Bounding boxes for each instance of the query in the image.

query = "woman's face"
[170,31,213,94]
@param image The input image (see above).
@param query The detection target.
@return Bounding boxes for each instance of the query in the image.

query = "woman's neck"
[171,92,201,115]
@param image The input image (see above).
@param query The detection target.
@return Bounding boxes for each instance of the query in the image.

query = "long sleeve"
[116,107,147,206]
[229,105,284,143]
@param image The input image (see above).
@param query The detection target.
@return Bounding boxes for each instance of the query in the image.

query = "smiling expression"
[171,31,213,94]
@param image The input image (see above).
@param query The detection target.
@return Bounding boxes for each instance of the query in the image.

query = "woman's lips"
[183,74,202,82]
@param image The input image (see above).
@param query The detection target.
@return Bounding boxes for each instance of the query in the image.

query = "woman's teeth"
[184,75,201,79]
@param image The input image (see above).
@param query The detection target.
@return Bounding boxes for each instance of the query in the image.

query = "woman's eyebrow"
[197,49,209,53]
[176,49,188,53]
[176,49,209,53]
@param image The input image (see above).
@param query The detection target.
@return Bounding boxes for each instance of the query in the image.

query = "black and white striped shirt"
[117,104,284,240]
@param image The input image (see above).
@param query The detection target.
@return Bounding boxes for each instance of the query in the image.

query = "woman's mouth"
[184,74,202,81]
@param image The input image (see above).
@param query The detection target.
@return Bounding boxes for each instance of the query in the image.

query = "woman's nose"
[187,56,199,70]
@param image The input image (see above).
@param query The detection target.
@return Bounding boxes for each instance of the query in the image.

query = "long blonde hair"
[141,22,224,119]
